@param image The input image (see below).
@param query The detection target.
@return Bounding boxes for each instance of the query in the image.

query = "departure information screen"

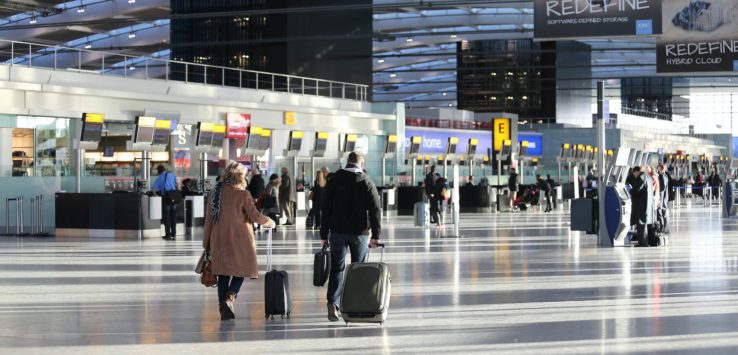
[211,124,226,148]
[197,122,214,146]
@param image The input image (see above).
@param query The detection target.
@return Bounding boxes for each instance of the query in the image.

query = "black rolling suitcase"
[264,228,291,319]
[340,244,391,325]
[313,245,330,287]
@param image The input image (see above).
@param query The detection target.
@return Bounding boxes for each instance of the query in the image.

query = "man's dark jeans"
[327,233,369,305]
[162,201,177,237]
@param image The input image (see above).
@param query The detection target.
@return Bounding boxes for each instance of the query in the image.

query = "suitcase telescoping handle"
[365,243,386,263]
[266,228,274,271]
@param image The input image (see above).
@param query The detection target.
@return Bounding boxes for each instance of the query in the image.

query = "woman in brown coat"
[204,161,275,321]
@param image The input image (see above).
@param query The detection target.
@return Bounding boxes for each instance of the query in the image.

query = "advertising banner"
[404,128,492,156]
[518,132,544,156]
[533,0,662,40]
[226,113,251,139]
[657,0,738,73]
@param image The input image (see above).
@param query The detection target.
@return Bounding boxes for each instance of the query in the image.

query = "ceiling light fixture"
[406,38,413,42]
[390,73,397,78]
[128,0,136,3]
[84,44,92,49]
[128,32,136,38]
[77,6,85,13]
[450,34,458,38]
[29,17,37,24]
[377,59,385,63]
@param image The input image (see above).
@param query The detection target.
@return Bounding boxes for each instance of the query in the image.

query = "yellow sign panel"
[493,118,511,152]
[84,113,105,123]
[347,134,358,142]
[563,143,570,149]
[412,136,422,144]
[250,127,263,135]
[137,116,156,127]
[388,134,398,143]
[291,131,304,139]
[154,119,172,130]
[213,124,226,133]
[318,132,329,140]
[521,140,529,148]
[469,138,479,146]
[284,111,295,126]
[200,122,215,132]
[261,129,272,137]
[449,137,459,145]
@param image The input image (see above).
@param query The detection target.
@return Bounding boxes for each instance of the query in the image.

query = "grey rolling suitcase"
[340,244,391,325]
[413,202,430,227]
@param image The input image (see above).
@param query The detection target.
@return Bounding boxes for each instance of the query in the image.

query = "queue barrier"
[30,195,50,237]
[4,196,27,236]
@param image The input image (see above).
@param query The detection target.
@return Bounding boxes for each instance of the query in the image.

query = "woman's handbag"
[196,251,217,287]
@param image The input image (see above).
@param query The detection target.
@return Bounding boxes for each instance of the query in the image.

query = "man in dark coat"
[628,166,649,247]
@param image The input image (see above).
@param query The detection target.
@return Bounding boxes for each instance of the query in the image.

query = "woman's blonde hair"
[222,161,247,188]
[316,170,326,188]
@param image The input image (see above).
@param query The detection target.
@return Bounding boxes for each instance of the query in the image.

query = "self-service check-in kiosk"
[495,139,513,186]
[407,136,422,184]
[603,147,633,247]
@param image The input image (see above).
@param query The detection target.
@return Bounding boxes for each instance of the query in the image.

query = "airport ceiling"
[0,0,733,111]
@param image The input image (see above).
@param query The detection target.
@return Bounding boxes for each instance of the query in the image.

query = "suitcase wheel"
[265,314,269,320]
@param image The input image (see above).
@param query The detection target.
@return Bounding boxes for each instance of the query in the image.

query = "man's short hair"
[348,151,364,164]
[156,165,165,174]
[632,166,641,172]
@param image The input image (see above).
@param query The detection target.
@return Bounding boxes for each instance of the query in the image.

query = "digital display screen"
[133,116,156,144]
[288,131,303,151]
[343,134,357,153]
[152,120,172,146]
[315,132,329,152]
[211,124,226,148]
[247,127,263,150]
[81,113,105,143]
[467,138,478,156]
[385,135,397,154]
[259,130,271,151]
[197,122,214,146]
[103,146,115,157]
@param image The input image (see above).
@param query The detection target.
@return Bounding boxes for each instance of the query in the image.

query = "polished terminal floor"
[2,202,738,354]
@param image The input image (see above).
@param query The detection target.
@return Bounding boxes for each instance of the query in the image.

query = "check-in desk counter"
[184,195,205,235]
[459,186,496,213]
[397,186,425,215]
[55,193,161,239]
[377,187,398,214]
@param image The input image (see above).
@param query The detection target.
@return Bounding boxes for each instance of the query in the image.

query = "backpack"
[441,184,451,201]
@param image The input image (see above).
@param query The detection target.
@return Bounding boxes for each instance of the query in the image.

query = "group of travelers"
[506,167,557,213]
[200,152,382,321]
[626,164,675,247]
[423,165,450,228]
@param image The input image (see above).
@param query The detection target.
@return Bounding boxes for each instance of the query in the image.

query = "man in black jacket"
[247,167,265,200]
[536,174,552,212]
[320,151,382,321]
[545,174,557,210]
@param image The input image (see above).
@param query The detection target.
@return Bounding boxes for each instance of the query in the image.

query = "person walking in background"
[536,174,552,213]
[424,165,436,201]
[203,161,275,321]
[247,167,265,201]
[432,173,449,228]
[545,174,557,210]
[279,167,297,225]
[263,174,281,228]
[508,167,519,212]
[310,170,327,230]
[628,166,649,247]
[320,152,382,322]
[152,165,179,240]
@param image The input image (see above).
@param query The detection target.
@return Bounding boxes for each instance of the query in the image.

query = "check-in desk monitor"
[196,122,214,146]
[246,127,263,150]
[211,124,226,149]
[384,135,398,155]
[258,129,271,151]
[288,131,303,151]
[152,119,172,146]
[409,136,422,155]
[605,183,632,246]
[315,132,329,153]
[467,138,478,156]
[81,113,105,144]
[134,116,156,144]
[446,137,458,155]
[343,134,357,153]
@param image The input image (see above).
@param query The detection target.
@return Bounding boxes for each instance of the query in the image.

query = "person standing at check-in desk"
[508,168,519,212]
[152,165,179,240]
